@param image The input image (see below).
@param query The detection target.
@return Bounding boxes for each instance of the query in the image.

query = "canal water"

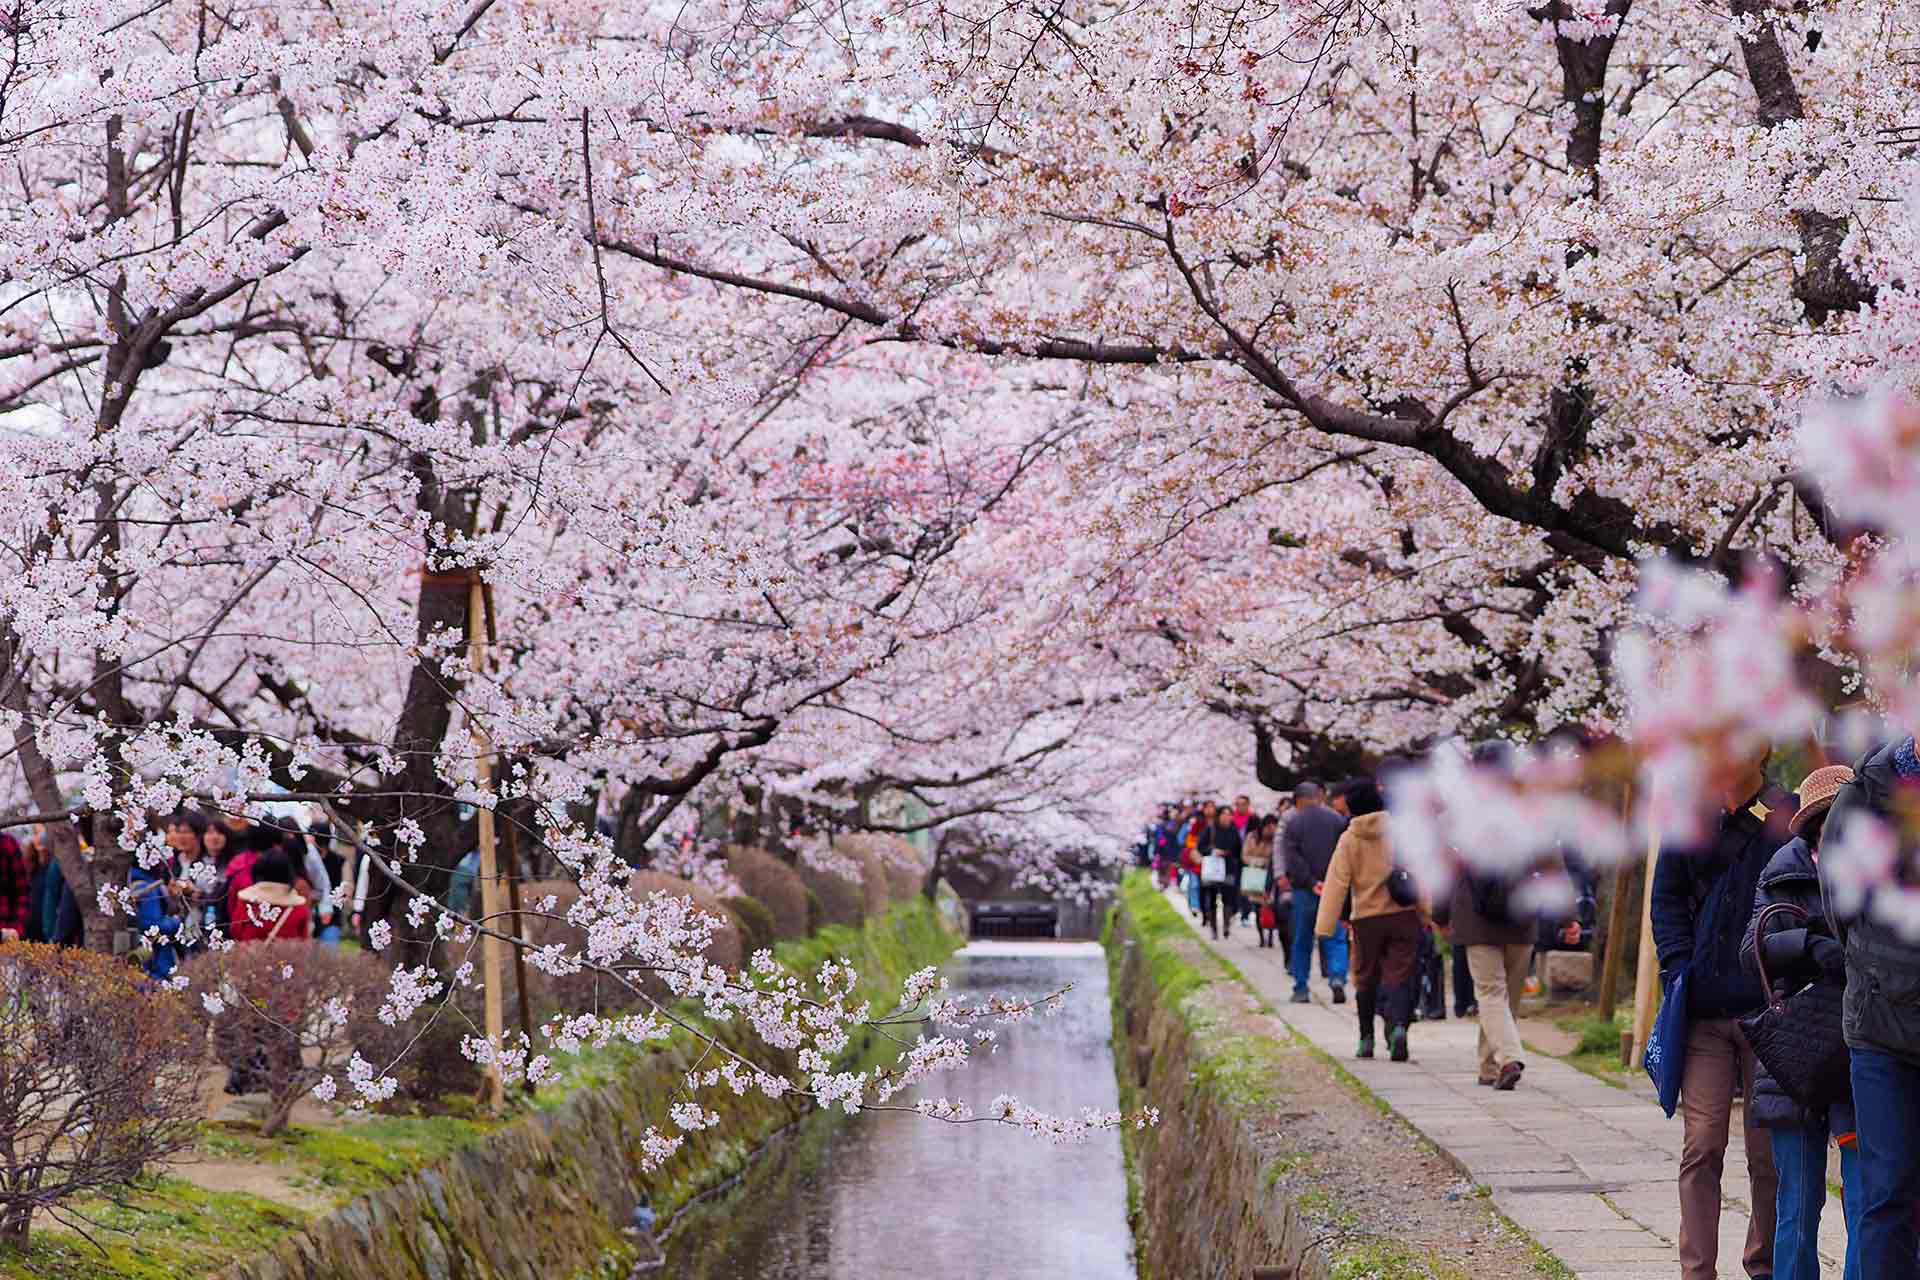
[658,940,1136,1278]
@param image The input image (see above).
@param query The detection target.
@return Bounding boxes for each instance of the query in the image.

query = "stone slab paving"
[1163,887,1847,1279]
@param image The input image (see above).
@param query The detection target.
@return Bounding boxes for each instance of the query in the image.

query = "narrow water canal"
[658,940,1136,1278]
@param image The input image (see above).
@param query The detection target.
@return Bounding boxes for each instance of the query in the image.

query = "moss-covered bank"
[70,897,960,1280]
[1106,872,1325,1280]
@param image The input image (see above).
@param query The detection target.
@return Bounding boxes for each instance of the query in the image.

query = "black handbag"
[1739,902,1851,1113]
[1386,865,1419,908]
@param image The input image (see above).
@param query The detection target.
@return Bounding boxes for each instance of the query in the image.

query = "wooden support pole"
[1597,857,1634,1023]
[1628,825,1663,1070]
[477,581,537,1097]
[468,576,507,1109]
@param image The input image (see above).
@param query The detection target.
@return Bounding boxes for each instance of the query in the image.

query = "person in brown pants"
[1678,1018,1778,1279]
[1316,776,1423,1062]
[1651,749,1794,1280]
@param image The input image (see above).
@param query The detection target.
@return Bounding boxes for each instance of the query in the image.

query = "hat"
[1789,764,1855,836]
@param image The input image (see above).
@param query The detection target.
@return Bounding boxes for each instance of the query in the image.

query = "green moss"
[1328,1237,1467,1280]
[1262,1151,1310,1187]
[0,1177,309,1280]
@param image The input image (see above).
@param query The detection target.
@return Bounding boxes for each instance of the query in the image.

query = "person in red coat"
[230,852,310,942]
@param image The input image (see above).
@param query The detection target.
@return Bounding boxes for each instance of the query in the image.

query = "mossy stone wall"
[219,898,960,1280]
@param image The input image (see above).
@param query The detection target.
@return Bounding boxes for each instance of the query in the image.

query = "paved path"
[1164,887,1847,1279]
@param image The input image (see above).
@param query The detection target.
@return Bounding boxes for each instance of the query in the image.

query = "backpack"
[1468,869,1517,926]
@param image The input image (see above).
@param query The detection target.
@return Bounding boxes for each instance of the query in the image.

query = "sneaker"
[1477,1074,1497,1087]
[1290,990,1312,1005]
[1330,983,1347,1005]
[1356,1038,1375,1060]
[1388,1025,1410,1062]
[1423,1006,1447,1022]
[1495,1061,1525,1091]
[1461,1002,1479,1017]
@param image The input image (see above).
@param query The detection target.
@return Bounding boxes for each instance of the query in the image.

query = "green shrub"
[724,846,808,938]
[724,895,778,958]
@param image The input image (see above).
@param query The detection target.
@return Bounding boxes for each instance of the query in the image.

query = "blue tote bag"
[1643,864,1735,1118]
[1643,968,1690,1117]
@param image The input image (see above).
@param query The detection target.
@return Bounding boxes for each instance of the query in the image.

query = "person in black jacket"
[1282,781,1349,1004]
[1825,736,1920,1280]
[1741,765,1856,1280]
[1650,748,1793,1280]
[1198,808,1243,941]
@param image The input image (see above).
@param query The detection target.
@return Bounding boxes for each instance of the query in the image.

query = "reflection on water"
[659,941,1136,1279]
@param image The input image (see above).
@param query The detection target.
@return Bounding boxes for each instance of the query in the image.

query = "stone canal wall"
[218,898,960,1280]
[1105,875,1331,1280]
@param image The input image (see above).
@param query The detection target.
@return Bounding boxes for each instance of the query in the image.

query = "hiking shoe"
[1330,983,1347,1005]
[1356,1038,1375,1060]
[1388,1025,1410,1062]
[1495,1061,1525,1091]
[1290,990,1311,1005]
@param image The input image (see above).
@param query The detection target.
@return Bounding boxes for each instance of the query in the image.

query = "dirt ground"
[1237,1007,1563,1280]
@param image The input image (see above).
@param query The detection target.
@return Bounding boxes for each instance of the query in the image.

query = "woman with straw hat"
[1741,763,1859,1280]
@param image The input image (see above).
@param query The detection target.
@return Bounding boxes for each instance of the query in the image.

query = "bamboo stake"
[1597,860,1634,1023]
[478,580,538,1099]
[1597,785,1637,1023]
[1628,824,1663,1070]
[467,576,507,1109]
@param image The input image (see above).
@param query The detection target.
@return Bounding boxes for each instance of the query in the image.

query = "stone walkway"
[1165,888,1847,1279]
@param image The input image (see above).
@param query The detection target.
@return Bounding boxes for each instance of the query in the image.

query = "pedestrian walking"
[1315,778,1420,1061]
[1826,738,1920,1280]
[1741,764,1857,1280]
[1200,808,1243,940]
[1284,781,1349,1004]
[1440,849,1579,1091]
[1651,747,1791,1280]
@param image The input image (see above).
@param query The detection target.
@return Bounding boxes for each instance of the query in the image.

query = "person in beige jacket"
[1315,777,1424,1062]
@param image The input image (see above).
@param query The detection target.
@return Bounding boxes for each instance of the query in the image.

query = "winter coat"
[231,882,311,943]
[130,864,183,980]
[1829,739,1920,1068]
[38,857,81,945]
[1650,783,1793,1020]
[1437,856,1568,950]
[1738,836,1854,1134]
[1282,804,1348,892]
[1315,813,1418,936]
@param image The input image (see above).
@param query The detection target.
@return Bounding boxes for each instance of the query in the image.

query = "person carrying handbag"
[1740,764,1857,1280]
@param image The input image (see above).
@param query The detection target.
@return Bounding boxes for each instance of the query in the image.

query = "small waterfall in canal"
[653,940,1137,1279]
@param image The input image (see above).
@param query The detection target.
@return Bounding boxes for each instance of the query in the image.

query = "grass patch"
[1531,1012,1630,1089]
[1262,1151,1311,1187]
[1328,1237,1467,1280]
[0,1177,309,1280]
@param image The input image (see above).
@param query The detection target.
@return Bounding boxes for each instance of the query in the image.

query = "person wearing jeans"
[1740,766,1856,1280]
[1283,781,1349,1003]
[1290,885,1349,996]
[1827,738,1920,1280]
[1848,1048,1920,1275]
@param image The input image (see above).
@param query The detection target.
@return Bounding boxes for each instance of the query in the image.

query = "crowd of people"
[1141,776,1593,1066]
[1141,736,1920,1280]
[0,809,372,981]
